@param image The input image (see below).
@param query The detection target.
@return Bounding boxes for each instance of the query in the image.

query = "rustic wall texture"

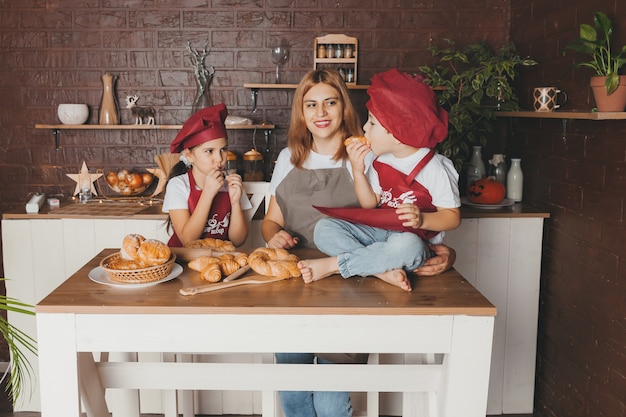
[509,1,625,417]
[0,0,623,416]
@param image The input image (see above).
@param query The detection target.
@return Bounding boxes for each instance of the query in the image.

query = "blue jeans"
[275,352,353,417]
[314,218,433,277]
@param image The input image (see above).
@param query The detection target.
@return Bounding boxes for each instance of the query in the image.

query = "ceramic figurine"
[125,95,156,125]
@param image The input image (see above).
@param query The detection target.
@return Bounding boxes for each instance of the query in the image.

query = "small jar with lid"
[334,44,343,58]
[224,151,238,175]
[325,44,334,59]
[344,44,354,58]
[243,149,264,181]
[317,44,326,59]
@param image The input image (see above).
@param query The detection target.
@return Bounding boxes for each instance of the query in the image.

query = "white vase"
[507,158,523,202]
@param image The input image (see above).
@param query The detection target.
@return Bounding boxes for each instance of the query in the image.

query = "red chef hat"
[170,103,228,153]
[366,68,448,149]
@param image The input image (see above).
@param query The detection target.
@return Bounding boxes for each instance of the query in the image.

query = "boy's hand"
[345,141,369,174]
[396,203,423,229]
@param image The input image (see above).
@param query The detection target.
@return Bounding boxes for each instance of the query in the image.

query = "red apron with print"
[168,170,231,247]
[315,150,438,241]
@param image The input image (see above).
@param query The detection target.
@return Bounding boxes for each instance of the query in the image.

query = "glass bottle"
[489,154,507,186]
[466,146,486,192]
[243,149,264,181]
[507,158,523,202]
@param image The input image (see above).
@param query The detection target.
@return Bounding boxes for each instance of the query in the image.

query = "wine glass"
[270,41,289,84]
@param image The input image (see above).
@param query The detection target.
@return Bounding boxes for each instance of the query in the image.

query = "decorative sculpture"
[125,95,155,125]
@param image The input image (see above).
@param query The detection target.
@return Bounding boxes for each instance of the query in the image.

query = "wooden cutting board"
[179,273,289,296]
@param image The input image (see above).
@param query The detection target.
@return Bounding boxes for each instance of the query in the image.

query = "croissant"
[120,234,146,260]
[184,238,236,252]
[137,239,171,265]
[248,247,301,279]
[234,253,248,267]
[219,259,241,276]
[200,263,222,283]
[188,256,220,272]
[344,135,369,147]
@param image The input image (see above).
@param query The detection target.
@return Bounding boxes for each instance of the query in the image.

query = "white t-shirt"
[162,174,252,213]
[268,147,381,196]
[376,148,460,209]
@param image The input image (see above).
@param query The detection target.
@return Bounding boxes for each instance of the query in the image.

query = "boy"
[298,68,461,291]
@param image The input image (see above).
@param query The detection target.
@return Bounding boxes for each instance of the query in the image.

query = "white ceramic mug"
[533,87,568,112]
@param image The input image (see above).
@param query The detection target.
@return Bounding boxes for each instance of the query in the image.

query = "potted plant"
[419,40,537,172]
[564,11,626,111]
[0,281,37,406]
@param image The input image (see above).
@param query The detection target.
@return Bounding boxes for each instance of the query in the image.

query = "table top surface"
[37,249,496,316]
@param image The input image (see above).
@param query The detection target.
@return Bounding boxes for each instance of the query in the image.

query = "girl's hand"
[345,141,369,174]
[267,229,299,250]
[225,173,243,203]
[396,203,423,229]
[202,168,224,196]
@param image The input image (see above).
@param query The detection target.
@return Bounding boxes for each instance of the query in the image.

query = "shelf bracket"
[251,89,259,113]
[264,129,272,155]
[53,128,60,151]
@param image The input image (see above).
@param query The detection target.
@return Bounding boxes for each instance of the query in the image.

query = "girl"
[162,103,251,247]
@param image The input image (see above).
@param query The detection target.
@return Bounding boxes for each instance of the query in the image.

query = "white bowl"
[57,104,89,125]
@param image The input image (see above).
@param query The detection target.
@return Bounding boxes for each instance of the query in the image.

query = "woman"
[261,69,456,417]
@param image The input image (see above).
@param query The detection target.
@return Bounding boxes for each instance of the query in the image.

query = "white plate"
[461,197,516,209]
[89,263,183,288]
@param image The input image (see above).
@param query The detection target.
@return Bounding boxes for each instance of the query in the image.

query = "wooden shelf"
[496,111,626,120]
[35,123,275,130]
[244,83,369,90]
[36,123,275,150]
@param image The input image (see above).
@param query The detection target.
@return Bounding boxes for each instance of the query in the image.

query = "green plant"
[419,40,537,171]
[563,11,626,94]
[0,280,37,405]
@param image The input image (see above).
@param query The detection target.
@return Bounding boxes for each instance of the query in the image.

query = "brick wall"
[0,1,509,410]
[510,1,625,416]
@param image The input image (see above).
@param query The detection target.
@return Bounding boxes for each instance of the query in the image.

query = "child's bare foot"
[374,269,412,291]
[297,257,339,283]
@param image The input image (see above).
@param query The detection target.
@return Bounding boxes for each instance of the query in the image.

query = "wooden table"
[36,249,496,417]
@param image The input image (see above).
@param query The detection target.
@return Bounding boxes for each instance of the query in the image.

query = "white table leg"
[37,313,82,417]
[108,352,140,417]
[439,315,494,417]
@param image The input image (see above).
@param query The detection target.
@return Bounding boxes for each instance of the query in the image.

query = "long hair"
[288,69,363,168]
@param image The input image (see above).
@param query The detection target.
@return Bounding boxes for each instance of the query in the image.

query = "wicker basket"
[100,252,176,284]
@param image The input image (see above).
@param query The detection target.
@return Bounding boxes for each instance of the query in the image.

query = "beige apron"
[275,161,360,248]
[275,160,368,364]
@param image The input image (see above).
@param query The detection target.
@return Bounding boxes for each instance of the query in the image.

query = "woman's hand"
[413,244,456,276]
[225,172,243,204]
[267,229,299,250]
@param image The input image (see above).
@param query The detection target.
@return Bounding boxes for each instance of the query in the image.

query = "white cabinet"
[2,206,547,415]
[443,216,546,415]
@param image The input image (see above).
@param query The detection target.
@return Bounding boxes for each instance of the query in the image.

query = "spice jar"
[334,44,343,58]
[325,44,334,59]
[225,151,238,175]
[344,44,354,58]
[243,149,264,181]
[317,44,326,59]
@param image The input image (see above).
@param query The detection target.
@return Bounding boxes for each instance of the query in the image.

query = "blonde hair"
[287,69,363,168]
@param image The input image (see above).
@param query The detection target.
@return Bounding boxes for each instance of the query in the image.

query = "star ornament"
[66,161,102,196]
